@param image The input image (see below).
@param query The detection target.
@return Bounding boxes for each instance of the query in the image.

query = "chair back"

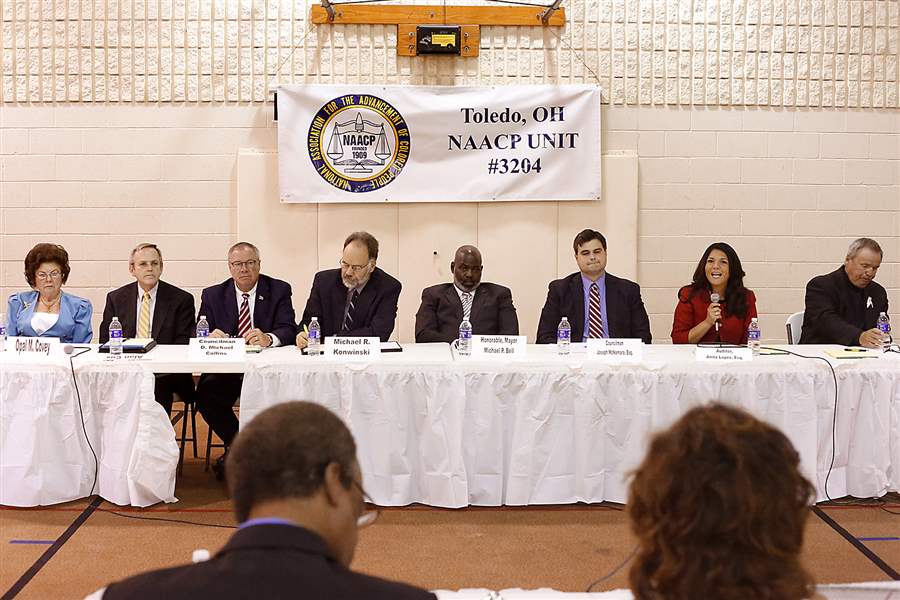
[785,311,804,344]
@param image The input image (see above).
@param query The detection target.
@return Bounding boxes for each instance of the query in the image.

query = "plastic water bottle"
[308,317,322,356]
[196,315,210,338]
[0,312,6,352]
[108,317,123,357]
[747,317,761,355]
[877,312,891,353]
[458,318,473,356]
[557,316,571,355]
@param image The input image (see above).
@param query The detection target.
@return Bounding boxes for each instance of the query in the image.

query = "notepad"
[824,348,876,359]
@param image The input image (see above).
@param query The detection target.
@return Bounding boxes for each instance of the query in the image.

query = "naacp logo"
[308,95,411,193]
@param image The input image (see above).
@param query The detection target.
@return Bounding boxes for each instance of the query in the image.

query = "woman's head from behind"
[627,403,815,600]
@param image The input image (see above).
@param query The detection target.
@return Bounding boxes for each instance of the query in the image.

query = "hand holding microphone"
[709,293,723,341]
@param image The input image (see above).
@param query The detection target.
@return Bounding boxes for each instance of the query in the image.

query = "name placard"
[695,346,753,362]
[188,337,246,361]
[4,336,63,361]
[585,338,643,363]
[324,337,380,361]
[472,335,527,359]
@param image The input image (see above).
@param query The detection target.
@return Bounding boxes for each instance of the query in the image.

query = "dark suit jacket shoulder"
[99,280,195,344]
[415,282,518,343]
[300,267,401,341]
[198,274,296,345]
[536,271,652,344]
[799,266,889,345]
[101,525,435,600]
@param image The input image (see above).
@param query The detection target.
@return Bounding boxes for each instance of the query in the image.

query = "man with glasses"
[296,231,401,349]
[99,243,196,414]
[414,244,519,342]
[91,401,435,600]
[196,242,296,477]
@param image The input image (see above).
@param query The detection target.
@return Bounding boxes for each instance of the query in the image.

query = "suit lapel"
[223,280,239,335]
[254,276,270,329]
[569,274,586,341]
[121,282,139,337]
[603,274,618,338]
[445,284,463,322]
[150,282,167,339]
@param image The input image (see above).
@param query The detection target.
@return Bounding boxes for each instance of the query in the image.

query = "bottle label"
[459,330,472,340]
[309,330,320,341]
[878,322,890,334]
[558,330,570,341]
[749,330,760,340]
[110,330,123,339]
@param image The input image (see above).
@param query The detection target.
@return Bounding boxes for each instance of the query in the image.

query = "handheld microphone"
[710,293,722,341]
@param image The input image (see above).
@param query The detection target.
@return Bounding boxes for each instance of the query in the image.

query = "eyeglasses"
[352,479,380,528]
[229,260,259,270]
[35,270,62,281]
[340,260,371,273]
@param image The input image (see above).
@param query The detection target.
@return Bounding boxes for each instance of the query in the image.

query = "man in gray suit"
[415,245,519,343]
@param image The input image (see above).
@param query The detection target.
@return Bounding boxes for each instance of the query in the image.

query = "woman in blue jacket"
[7,243,93,344]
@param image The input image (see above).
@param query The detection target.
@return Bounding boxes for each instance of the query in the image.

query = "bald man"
[414,245,519,343]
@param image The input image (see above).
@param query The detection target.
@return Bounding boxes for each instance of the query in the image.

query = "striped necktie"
[237,293,251,336]
[342,289,360,332]
[137,291,151,338]
[588,283,605,338]
[461,291,473,321]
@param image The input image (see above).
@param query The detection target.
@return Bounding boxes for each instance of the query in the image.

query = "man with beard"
[296,231,401,348]
[414,245,518,342]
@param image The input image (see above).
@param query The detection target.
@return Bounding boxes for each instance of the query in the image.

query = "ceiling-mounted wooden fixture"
[310,2,566,57]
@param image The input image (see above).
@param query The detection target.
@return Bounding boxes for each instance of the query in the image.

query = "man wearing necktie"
[196,242,297,477]
[296,232,401,349]
[414,245,519,343]
[536,229,652,344]
[100,243,196,414]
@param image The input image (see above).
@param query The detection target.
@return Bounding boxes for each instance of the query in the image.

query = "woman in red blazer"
[671,242,758,345]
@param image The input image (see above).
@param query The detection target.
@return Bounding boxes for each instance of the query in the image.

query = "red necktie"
[237,293,251,336]
[588,283,604,338]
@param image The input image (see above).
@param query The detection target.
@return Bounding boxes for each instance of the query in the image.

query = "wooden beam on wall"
[310,5,566,27]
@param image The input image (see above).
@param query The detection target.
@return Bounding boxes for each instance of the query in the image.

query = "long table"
[2,344,898,507]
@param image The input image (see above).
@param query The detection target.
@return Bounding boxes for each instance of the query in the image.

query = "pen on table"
[844,348,867,352]
[304,324,308,335]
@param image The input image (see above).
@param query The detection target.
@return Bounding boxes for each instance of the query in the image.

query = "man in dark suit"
[296,231,401,348]
[99,243,196,414]
[537,229,652,344]
[196,242,296,471]
[800,237,890,347]
[93,401,436,600]
[414,245,518,342]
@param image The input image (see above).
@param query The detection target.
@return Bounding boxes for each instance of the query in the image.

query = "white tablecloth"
[0,357,178,507]
[239,344,900,507]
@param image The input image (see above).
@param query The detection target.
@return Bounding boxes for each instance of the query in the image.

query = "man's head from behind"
[844,237,882,289]
[627,403,815,600]
[226,401,364,566]
[451,245,483,292]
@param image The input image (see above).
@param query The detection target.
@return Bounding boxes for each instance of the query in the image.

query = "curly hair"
[680,242,751,319]
[627,404,816,600]
[24,243,71,287]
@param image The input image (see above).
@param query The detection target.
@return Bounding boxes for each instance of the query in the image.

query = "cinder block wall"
[1,0,898,342]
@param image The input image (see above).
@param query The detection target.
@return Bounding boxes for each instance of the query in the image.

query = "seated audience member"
[627,403,816,600]
[7,243,92,343]
[195,242,296,477]
[99,243,196,414]
[91,401,436,600]
[414,244,518,343]
[799,238,890,348]
[671,242,757,345]
[536,229,651,344]
[296,231,401,348]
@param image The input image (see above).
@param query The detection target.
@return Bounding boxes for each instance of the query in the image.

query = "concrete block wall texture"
[1,0,899,343]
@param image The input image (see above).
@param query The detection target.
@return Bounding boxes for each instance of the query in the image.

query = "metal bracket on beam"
[320,0,336,22]
[539,0,563,25]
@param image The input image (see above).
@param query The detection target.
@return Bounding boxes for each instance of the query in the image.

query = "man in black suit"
[296,231,401,348]
[99,243,196,414]
[800,237,890,347]
[93,401,436,600]
[196,242,296,470]
[415,245,518,342]
[536,229,652,344]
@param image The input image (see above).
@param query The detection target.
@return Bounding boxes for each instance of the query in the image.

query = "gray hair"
[228,241,260,259]
[130,243,162,265]
[846,238,882,260]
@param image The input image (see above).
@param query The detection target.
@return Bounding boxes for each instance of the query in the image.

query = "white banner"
[277,84,601,203]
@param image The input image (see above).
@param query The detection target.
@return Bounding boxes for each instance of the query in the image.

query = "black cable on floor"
[96,508,238,530]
